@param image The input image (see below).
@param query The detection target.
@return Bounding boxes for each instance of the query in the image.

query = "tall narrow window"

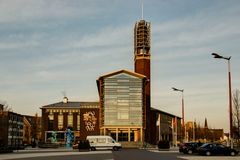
[48,114,54,130]
[58,114,63,130]
[67,113,73,127]
[77,115,80,130]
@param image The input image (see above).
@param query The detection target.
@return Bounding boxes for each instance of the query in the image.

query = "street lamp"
[211,52,233,145]
[172,87,185,142]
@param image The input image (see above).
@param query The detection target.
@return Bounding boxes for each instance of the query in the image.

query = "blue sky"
[0,0,240,132]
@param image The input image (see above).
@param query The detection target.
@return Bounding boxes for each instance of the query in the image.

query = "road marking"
[178,156,240,160]
[148,149,179,153]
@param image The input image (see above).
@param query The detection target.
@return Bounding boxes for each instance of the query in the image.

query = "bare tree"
[233,89,240,138]
[0,101,13,112]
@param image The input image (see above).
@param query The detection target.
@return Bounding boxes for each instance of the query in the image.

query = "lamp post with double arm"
[212,52,233,147]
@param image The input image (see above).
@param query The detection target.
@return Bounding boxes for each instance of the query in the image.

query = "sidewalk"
[143,146,179,153]
[13,147,74,153]
[1,149,111,160]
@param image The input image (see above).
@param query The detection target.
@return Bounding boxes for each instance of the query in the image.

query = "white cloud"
[151,2,240,61]
[0,0,104,24]
[68,25,131,49]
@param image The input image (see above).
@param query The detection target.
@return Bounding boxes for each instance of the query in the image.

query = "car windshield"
[188,143,195,146]
[217,144,226,148]
[201,143,209,148]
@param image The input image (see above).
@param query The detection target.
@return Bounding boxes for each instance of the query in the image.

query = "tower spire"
[141,0,144,20]
[204,118,208,129]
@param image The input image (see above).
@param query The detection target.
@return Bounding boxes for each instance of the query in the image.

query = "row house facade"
[0,105,24,148]
[23,114,42,145]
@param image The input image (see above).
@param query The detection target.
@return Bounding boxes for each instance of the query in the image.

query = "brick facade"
[41,101,100,142]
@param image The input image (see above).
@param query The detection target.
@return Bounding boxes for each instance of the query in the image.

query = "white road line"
[178,156,240,160]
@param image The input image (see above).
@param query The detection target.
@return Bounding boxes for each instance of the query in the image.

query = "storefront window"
[118,132,128,141]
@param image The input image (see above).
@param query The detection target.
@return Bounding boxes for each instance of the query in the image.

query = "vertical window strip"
[77,115,80,130]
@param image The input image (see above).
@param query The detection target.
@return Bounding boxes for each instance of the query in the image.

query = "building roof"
[97,69,147,80]
[41,101,99,109]
[151,107,181,119]
[96,69,148,95]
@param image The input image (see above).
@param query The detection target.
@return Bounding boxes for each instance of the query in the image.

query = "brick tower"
[134,19,151,143]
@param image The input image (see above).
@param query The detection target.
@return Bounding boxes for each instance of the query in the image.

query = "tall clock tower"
[134,19,151,142]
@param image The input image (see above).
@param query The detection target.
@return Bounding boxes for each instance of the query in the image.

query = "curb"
[13,148,74,153]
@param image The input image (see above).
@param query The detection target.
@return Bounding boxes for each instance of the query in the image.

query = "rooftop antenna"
[61,90,67,97]
[141,0,144,20]
[61,90,68,103]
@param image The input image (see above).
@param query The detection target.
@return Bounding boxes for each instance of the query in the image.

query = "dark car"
[179,142,203,154]
[198,143,239,156]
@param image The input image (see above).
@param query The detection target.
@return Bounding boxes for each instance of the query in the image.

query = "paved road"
[0,149,183,160]
[0,150,112,160]
[113,149,183,160]
[0,148,239,160]
[151,150,240,160]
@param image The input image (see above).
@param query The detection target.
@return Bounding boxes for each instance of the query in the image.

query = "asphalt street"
[0,148,240,160]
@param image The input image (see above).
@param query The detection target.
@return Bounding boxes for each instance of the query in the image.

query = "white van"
[86,135,122,151]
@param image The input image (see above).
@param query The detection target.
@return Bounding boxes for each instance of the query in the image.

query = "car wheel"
[183,151,188,154]
[90,147,96,151]
[206,151,211,156]
[188,150,193,154]
[113,146,118,151]
[230,151,236,156]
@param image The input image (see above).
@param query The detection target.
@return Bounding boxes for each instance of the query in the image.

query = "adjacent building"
[23,116,32,145]
[23,114,42,145]
[150,108,181,146]
[185,121,224,142]
[0,106,23,148]
[40,98,99,143]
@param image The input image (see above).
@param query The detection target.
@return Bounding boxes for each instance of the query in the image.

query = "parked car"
[179,142,203,154]
[86,135,122,151]
[198,143,239,156]
[78,140,90,151]
[158,140,170,150]
[179,143,185,152]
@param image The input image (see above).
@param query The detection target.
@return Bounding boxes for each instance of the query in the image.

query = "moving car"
[86,135,122,151]
[198,143,239,156]
[179,142,203,154]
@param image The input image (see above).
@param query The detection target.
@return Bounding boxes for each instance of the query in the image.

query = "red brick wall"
[73,113,78,131]
[53,112,58,131]
[63,113,68,129]
[135,58,151,143]
[80,108,100,140]
[41,109,48,141]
